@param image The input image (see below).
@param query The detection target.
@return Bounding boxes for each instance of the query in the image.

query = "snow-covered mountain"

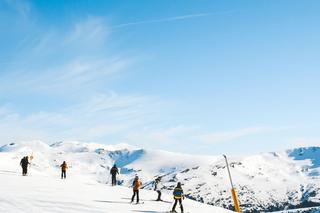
[1,141,320,212]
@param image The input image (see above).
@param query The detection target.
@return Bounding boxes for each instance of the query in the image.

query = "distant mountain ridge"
[1,140,320,212]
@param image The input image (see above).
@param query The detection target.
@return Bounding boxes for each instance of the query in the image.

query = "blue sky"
[0,0,320,155]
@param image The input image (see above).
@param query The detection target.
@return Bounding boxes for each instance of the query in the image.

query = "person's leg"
[61,171,63,179]
[172,199,178,211]
[136,190,139,203]
[63,171,66,179]
[131,190,136,202]
[179,199,184,213]
[157,191,161,201]
[112,175,116,185]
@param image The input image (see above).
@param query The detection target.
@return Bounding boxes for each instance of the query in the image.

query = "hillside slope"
[1,141,320,212]
[0,169,231,213]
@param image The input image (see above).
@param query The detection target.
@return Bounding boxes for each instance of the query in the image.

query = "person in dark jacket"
[110,164,119,186]
[60,161,68,179]
[131,175,142,203]
[154,177,163,201]
[20,156,30,176]
[171,182,184,213]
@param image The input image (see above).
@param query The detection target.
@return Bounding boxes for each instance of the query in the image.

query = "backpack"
[133,179,141,190]
[173,187,183,199]
[111,167,118,175]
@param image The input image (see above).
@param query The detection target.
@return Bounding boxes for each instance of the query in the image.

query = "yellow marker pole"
[223,155,241,212]
[231,188,241,212]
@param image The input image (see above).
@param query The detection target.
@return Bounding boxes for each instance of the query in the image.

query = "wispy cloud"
[125,125,195,147]
[199,126,294,144]
[0,15,149,144]
[113,12,232,29]
[0,16,132,95]
[0,92,164,144]
[64,17,109,45]
[4,0,31,17]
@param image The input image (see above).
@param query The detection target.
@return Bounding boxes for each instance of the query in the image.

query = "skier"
[131,175,142,204]
[171,182,184,213]
[154,177,163,201]
[110,164,119,186]
[60,161,68,179]
[20,156,30,176]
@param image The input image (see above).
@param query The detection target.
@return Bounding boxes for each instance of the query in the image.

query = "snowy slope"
[1,141,320,212]
[0,168,231,213]
[0,141,231,213]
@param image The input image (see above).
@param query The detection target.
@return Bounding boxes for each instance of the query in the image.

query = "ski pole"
[223,154,241,212]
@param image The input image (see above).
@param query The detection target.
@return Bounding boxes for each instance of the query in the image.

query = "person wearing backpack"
[60,161,68,179]
[154,177,163,201]
[131,175,142,204]
[110,164,119,186]
[171,182,184,213]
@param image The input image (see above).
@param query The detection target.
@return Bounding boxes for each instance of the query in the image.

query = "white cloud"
[0,92,162,144]
[0,15,167,147]
[64,17,109,46]
[0,16,132,95]
[199,126,292,144]
[18,57,132,94]
[113,12,233,29]
[125,125,195,147]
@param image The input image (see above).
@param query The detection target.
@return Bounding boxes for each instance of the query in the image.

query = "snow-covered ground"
[0,169,231,213]
[1,140,320,212]
[0,141,231,213]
